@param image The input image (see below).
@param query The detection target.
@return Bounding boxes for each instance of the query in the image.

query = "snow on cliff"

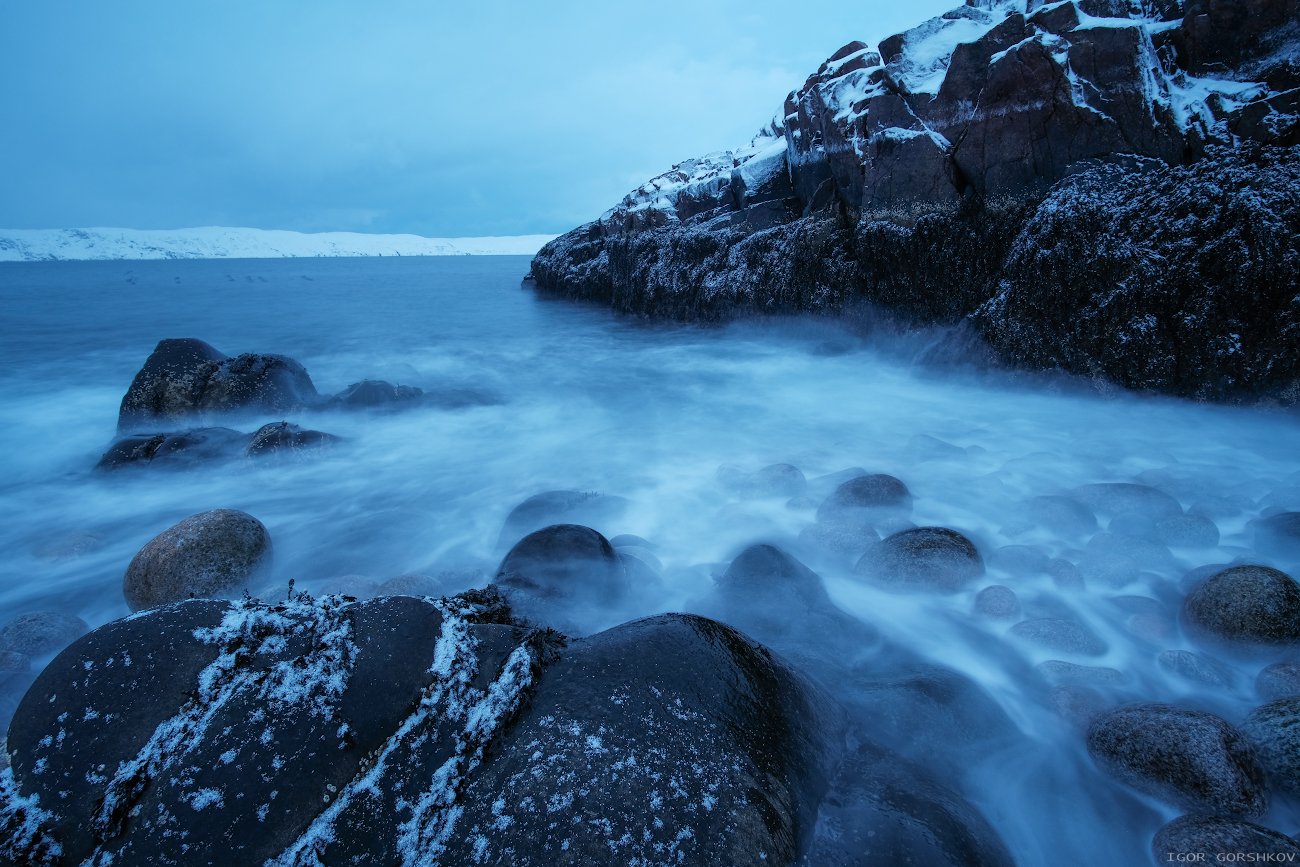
[0,227,558,262]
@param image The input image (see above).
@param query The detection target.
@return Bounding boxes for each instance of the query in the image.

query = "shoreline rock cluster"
[529,0,1300,404]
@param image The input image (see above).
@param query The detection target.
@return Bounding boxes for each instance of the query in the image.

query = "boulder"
[719,543,830,608]
[1256,511,1300,561]
[2,594,843,867]
[1157,650,1237,689]
[96,427,248,470]
[855,527,983,592]
[496,490,628,549]
[122,509,273,611]
[1086,703,1268,816]
[1182,565,1300,653]
[0,612,88,657]
[244,421,338,456]
[330,379,422,408]
[1240,697,1300,795]
[117,338,318,432]
[1071,483,1183,520]
[973,585,1021,620]
[1153,815,1300,863]
[816,474,913,524]
[1256,661,1300,700]
[1010,618,1108,657]
[493,524,627,634]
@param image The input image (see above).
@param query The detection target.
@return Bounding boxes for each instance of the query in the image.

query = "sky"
[1,1,956,237]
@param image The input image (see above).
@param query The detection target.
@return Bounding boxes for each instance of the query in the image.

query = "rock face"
[1,592,843,867]
[122,509,273,611]
[118,338,319,431]
[530,0,1300,403]
[1086,703,1269,816]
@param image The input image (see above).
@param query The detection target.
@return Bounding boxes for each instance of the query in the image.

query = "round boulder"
[1086,703,1268,816]
[1153,815,1300,863]
[1257,661,1300,700]
[817,474,912,524]
[1010,618,1107,657]
[718,544,829,609]
[1255,511,1300,561]
[1182,565,1300,653]
[496,490,628,550]
[855,527,983,593]
[0,612,89,657]
[1240,697,1300,796]
[974,585,1020,620]
[123,509,273,611]
[494,524,627,633]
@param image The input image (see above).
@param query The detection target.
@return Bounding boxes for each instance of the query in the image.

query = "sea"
[1,255,1298,863]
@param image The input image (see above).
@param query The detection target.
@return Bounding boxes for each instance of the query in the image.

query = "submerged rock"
[973,585,1020,620]
[244,421,338,456]
[122,509,273,612]
[1153,815,1300,863]
[1182,565,1300,654]
[1157,650,1237,689]
[96,427,248,470]
[816,474,912,524]
[1071,483,1183,520]
[0,612,88,658]
[1010,618,1108,657]
[330,379,423,408]
[2,594,843,867]
[1087,703,1268,817]
[719,543,830,609]
[1256,661,1300,700]
[496,490,628,549]
[855,527,983,593]
[716,462,808,498]
[493,523,627,633]
[1256,511,1300,561]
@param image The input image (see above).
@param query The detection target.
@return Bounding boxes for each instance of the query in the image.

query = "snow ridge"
[0,227,558,262]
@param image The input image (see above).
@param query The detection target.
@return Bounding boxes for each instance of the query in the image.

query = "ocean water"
[1,255,1298,863]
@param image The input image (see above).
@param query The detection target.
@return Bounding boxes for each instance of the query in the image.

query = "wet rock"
[0,651,30,689]
[3,594,846,866]
[96,427,248,470]
[1049,684,1112,728]
[1156,514,1220,548]
[117,338,319,432]
[989,544,1051,576]
[1010,618,1108,657]
[801,741,1014,867]
[1071,483,1183,520]
[719,544,829,608]
[1256,511,1300,561]
[716,462,808,498]
[817,474,912,524]
[373,573,443,597]
[1048,558,1086,590]
[1240,697,1300,796]
[0,613,88,658]
[244,421,338,456]
[1087,703,1268,817]
[973,585,1020,620]
[331,379,423,408]
[496,490,628,549]
[1077,549,1141,588]
[1157,650,1237,689]
[1027,495,1097,537]
[122,509,273,612]
[493,524,627,633]
[798,520,880,560]
[1256,661,1300,700]
[1153,815,1300,863]
[1182,565,1300,654]
[1037,660,1126,687]
[855,527,983,593]
[1085,532,1175,571]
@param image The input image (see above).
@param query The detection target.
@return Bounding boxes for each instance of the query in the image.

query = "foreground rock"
[528,0,1300,403]
[1,592,843,866]
[1240,697,1300,796]
[1087,703,1268,817]
[122,509,273,611]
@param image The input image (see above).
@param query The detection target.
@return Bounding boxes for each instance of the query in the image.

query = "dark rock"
[496,490,628,549]
[719,544,830,608]
[1256,511,1300,560]
[800,742,1014,867]
[1087,703,1268,816]
[4,595,844,866]
[717,462,808,498]
[1153,815,1300,863]
[0,612,88,657]
[1011,618,1108,657]
[122,509,273,612]
[117,338,319,432]
[1158,649,1237,689]
[816,473,913,523]
[244,421,338,456]
[0,651,29,689]
[96,427,248,470]
[493,524,627,633]
[855,527,983,592]
[1182,565,1300,653]
[1240,697,1300,795]
[1257,661,1300,700]
[973,585,1020,620]
[331,379,422,408]
[1049,684,1113,728]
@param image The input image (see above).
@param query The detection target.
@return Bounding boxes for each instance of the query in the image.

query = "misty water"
[2,256,1298,864]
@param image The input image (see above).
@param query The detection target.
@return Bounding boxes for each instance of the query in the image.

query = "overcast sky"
[1,1,955,237]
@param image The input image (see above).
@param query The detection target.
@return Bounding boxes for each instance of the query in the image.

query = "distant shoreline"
[0,226,557,262]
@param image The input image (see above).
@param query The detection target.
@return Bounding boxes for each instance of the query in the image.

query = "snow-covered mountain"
[0,227,558,262]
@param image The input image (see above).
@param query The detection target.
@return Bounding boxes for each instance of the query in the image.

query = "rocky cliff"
[530,0,1300,403]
